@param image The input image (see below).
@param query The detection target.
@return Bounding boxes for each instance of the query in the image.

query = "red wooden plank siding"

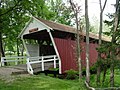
[54,38,77,73]
[54,38,98,73]
[89,43,98,66]
[80,43,98,67]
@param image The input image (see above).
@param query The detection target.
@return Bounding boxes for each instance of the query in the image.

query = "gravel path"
[0,65,29,82]
[0,67,24,76]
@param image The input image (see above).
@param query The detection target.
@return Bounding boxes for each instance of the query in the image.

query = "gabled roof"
[18,16,111,42]
[35,17,111,42]
[18,17,33,38]
[36,17,76,34]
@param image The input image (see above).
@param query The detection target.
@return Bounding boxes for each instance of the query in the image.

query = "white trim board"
[18,16,53,39]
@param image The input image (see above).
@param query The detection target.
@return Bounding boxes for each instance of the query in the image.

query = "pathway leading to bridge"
[0,64,27,76]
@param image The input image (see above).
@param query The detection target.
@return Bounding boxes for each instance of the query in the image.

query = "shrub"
[49,68,59,71]
[90,65,97,74]
[82,65,97,76]
[65,69,78,80]
[57,74,66,79]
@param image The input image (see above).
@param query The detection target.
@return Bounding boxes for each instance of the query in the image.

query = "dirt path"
[0,65,29,82]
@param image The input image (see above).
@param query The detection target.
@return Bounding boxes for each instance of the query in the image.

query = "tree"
[0,0,54,58]
[110,0,119,86]
[98,0,120,87]
[85,0,90,83]
[48,0,74,26]
[96,0,107,85]
[69,0,82,80]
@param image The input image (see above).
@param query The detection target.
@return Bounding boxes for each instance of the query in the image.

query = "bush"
[90,65,97,74]
[49,68,59,71]
[82,65,97,76]
[57,74,66,79]
[65,69,78,80]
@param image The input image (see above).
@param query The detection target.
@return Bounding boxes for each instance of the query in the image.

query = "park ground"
[0,74,86,90]
[0,67,120,90]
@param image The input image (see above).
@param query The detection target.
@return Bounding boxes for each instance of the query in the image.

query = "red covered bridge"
[18,16,110,74]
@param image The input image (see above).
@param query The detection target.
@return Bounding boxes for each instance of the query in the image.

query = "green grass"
[90,69,120,88]
[0,74,86,90]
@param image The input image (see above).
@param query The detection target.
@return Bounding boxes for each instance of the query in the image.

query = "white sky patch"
[81,0,115,21]
[64,0,116,21]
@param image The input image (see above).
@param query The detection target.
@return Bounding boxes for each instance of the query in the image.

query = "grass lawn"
[0,74,86,90]
[90,69,120,88]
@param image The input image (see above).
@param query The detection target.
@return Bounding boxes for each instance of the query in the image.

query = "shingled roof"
[35,17,111,42]
[36,17,76,33]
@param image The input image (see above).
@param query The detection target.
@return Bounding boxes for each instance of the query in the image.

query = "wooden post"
[41,56,44,71]
[0,57,3,67]
[27,57,33,74]
[15,58,18,65]
[0,59,1,67]
[59,59,61,74]
[54,55,56,68]
[27,57,31,73]
[21,37,30,56]
[47,29,62,74]
[1,57,4,66]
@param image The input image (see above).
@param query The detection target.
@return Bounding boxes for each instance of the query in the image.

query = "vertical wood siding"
[80,42,98,67]
[54,38,98,73]
[54,38,77,73]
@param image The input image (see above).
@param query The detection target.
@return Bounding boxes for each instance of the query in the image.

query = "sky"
[80,0,115,21]
[63,0,116,32]
[64,0,116,21]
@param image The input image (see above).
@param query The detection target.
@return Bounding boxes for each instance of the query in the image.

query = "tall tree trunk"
[17,38,19,56]
[0,32,2,60]
[110,63,114,87]
[102,66,107,83]
[97,11,103,85]
[110,0,119,87]
[97,0,107,85]
[21,44,24,56]
[85,0,90,83]
[75,11,82,79]
[97,12,103,85]
[0,32,6,65]
[69,0,82,80]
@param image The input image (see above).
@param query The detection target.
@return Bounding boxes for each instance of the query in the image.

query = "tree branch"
[69,0,75,12]
[0,0,21,17]
[99,0,108,13]
[99,0,102,11]
[102,0,108,12]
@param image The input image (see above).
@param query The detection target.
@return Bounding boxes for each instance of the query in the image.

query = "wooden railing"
[27,55,60,74]
[0,55,61,75]
[0,56,27,67]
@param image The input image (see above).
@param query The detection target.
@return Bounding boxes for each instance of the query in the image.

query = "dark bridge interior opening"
[23,30,56,56]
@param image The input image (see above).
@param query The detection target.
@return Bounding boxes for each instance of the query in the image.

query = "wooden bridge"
[0,55,60,75]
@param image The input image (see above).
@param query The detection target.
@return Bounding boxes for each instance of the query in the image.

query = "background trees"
[69,0,82,80]
[96,0,120,87]
[0,0,120,88]
[48,0,74,25]
[109,0,120,86]
[0,0,73,58]
[85,0,90,84]
[97,0,108,85]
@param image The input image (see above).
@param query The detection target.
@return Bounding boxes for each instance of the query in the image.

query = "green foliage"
[0,0,75,55]
[48,0,74,26]
[65,69,78,80]
[49,68,59,71]
[90,64,97,72]
[0,75,86,90]
[90,69,120,88]
[96,42,120,72]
